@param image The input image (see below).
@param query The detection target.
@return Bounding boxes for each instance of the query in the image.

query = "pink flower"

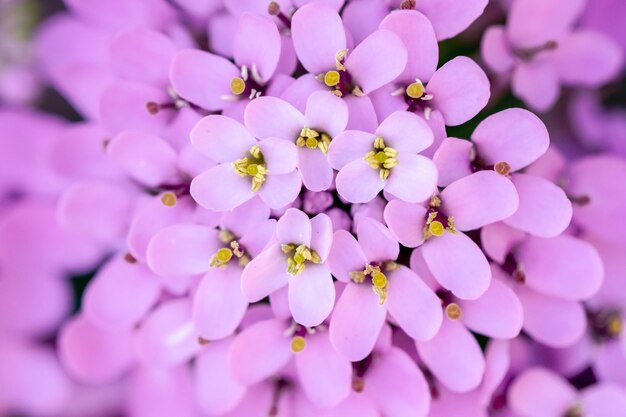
[189,115,301,211]
[328,111,438,203]
[245,90,349,191]
[327,218,442,361]
[242,208,335,327]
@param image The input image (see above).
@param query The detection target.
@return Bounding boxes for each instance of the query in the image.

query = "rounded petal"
[517,286,587,348]
[190,115,257,162]
[298,147,334,191]
[364,347,431,417]
[385,154,438,203]
[289,264,335,327]
[421,232,491,300]
[336,159,385,203]
[379,10,438,83]
[345,29,408,94]
[375,111,434,153]
[233,13,281,82]
[329,283,386,361]
[241,243,290,302]
[193,266,248,340]
[504,174,572,237]
[258,137,298,175]
[244,96,304,140]
[481,25,516,73]
[516,235,603,301]
[277,208,312,245]
[327,230,368,282]
[310,213,334,261]
[440,171,519,231]
[107,130,179,187]
[59,315,135,384]
[432,137,473,187]
[416,318,485,393]
[84,256,161,330]
[384,200,427,248]
[194,338,246,415]
[291,2,346,74]
[295,332,352,408]
[258,170,302,209]
[416,0,488,40]
[228,318,292,385]
[304,90,349,137]
[508,367,577,417]
[387,266,443,341]
[581,383,626,417]
[472,108,550,172]
[427,56,490,126]
[170,49,239,111]
[459,278,523,339]
[356,217,400,263]
[135,299,201,367]
[147,223,219,277]
[327,130,374,170]
[507,0,586,49]
[512,61,560,113]
[190,164,255,211]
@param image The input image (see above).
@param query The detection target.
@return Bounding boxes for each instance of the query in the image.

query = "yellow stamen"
[161,192,177,207]
[406,81,425,99]
[429,220,445,237]
[494,161,511,176]
[246,164,259,176]
[291,336,306,353]
[372,272,387,288]
[210,247,234,267]
[305,137,318,148]
[230,77,246,95]
[232,146,267,192]
[608,316,622,336]
[324,70,340,87]
[445,303,462,320]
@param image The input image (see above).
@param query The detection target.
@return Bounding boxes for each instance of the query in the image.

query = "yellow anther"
[293,253,305,264]
[230,77,246,95]
[291,336,307,353]
[430,195,441,208]
[324,70,340,87]
[445,303,462,320]
[219,229,235,243]
[350,271,366,283]
[429,220,445,237]
[216,248,233,263]
[372,272,387,288]
[608,316,622,336]
[305,137,318,148]
[246,164,259,176]
[198,337,211,346]
[373,285,387,305]
[383,158,398,169]
[281,244,295,253]
[380,169,390,180]
[494,161,511,176]
[160,192,177,207]
[232,146,267,192]
[374,136,385,150]
[406,81,425,99]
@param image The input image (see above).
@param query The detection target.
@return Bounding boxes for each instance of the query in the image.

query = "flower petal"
[277,207,312,245]
[512,61,560,113]
[433,137,473,187]
[336,159,385,203]
[289,264,335,327]
[233,13,281,82]
[416,0,488,41]
[244,96,305,140]
[328,130,374,170]
[298,147,334,192]
[241,243,290,302]
[375,111,434,154]
[258,137,298,175]
[190,164,255,211]
[481,25,516,73]
[356,218,400,263]
[508,367,577,417]
[257,170,302,209]
[383,200,427,248]
[385,154,438,203]
[327,230,368,282]
[190,115,257,162]
[304,90,349,137]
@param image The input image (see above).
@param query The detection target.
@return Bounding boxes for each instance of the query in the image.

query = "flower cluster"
[2,0,626,416]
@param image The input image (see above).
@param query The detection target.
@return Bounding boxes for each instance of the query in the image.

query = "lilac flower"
[385,171,519,300]
[371,10,490,137]
[170,13,282,117]
[482,0,623,112]
[433,108,572,237]
[245,90,348,191]
[327,218,442,361]
[509,367,626,417]
[242,208,335,327]
[328,111,438,203]
[189,115,300,211]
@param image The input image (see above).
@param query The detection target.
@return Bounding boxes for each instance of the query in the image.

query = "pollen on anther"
[494,161,511,176]
[324,70,340,87]
[429,220,445,237]
[291,336,306,353]
[445,303,462,320]
[161,192,177,207]
[406,81,425,99]
[372,272,387,288]
[216,248,233,264]
[231,77,246,95]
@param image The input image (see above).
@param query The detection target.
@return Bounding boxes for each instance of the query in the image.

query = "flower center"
[514,40,558,62]
[437,289,463,320]
[470,148,511,176]
[391,79,435,120]
[589,308,623,342]
[502,253,526,283]
[296,127,331,154]
[229,64,266,100]
[210,229,250,267]
[364,136,398,180]
[423,195,458,240]
[281,243,322,275]
[564,404,583,417]
[232,145,267,192]
[350,261,398,304]
[319,49,365,97]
